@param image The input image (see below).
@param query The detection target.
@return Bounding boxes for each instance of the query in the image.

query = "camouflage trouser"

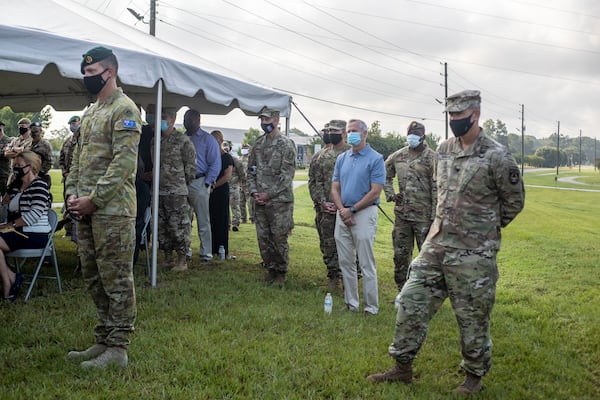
[392,217,431,290]
[254,201,294,273]
[240,186,254,222]
[0,173,8,197]
[314,210,341,279]
[389,241,498,377]
[229,183,241,227]
[78,214,137,348]
[158,194,191,256]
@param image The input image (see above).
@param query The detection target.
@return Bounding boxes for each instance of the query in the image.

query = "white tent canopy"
[0,0,293,287]
[0,0,291,116]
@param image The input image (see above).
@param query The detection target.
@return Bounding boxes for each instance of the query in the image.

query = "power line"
[221,0,441,85]
[317,5,600,56]
[508,0,600,20]
[404,0,599,37]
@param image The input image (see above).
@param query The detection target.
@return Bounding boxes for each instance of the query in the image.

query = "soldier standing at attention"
[239,143,253,224]
[157,107,196,272]
[0,122,11,196]
[247,108,296,287]
[228,146,246,232]
[368,90,525,395]
[65,46,141,369]
[383,121,436,293]
[308,120,349,290]
[29,122,54,188]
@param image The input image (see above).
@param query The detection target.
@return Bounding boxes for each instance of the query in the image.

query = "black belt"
[195,173,206,179]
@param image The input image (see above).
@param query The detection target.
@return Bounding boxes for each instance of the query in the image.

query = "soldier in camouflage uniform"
[59,116,81,237]
[383,121,436,292]
[0,122,12,196]
[29,122,54,188]
[157,108,196,272]
[229,148,246,231]
[65,47,141,369]
[368,90,525,395]
[247,108,296,287]
[308,120,349,290]
[239,144,253,223]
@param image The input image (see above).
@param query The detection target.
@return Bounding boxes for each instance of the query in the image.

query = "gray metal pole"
[444,62,448,140]
[556,121,560,176]
[521,104,525,176]
[150,0,156,36]
[579,129,582,173]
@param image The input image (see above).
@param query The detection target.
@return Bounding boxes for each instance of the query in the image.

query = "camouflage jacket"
[428,131,525,250]
[31,139,54,175]
[308,144,349,208]
[247,131,296,203]
[158,130,196,196]
[157,131,196,195]
[229,155,246,187]
[65,88,142,217]
[384,144,437,222]
[0,134,11,176]
[5,135,33,155]
[59,133,78,180]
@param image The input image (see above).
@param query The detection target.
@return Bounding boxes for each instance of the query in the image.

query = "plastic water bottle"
[218,245,225,260]
[324,293,333,315]
[394,292,402,309]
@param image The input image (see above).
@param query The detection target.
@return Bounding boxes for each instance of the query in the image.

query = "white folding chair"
[139,206,151,276]
[6,209,61,302]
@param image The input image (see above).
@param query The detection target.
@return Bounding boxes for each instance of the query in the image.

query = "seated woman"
[0,151,52,302]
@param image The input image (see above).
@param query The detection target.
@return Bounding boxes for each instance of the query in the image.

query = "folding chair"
[6,209,61,302]
[139,206,151,276]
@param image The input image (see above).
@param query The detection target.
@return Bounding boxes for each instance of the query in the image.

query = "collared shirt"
[332,144,385,206]
[186,127,221,185]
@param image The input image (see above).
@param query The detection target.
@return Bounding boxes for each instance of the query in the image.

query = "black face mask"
[329,134,343,145]
[261,123,274,134]
[184,120,197,132]
[449,114,474,137]
[19,127,28,135]
[322,133,331,144]
[83,68,108,95]
[13,165,29,180]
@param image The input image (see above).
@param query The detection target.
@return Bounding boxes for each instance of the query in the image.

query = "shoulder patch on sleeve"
[509,166,521,185]
[123,119,136,129]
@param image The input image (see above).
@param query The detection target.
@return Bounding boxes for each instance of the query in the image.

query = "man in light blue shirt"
[184,109,221,262]
[331,118,385,315]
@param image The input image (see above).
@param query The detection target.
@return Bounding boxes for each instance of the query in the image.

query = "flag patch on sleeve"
[123,119,136,129]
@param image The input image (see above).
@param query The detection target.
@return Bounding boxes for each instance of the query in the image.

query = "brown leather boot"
[367,362,412,384]
[455,372,482,395]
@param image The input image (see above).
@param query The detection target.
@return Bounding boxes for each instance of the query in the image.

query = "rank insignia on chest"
[123,119,136,129]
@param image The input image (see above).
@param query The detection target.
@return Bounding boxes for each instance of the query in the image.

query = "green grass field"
[0,168,598,399]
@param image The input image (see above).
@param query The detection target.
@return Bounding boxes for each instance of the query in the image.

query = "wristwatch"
[349,206,357,214]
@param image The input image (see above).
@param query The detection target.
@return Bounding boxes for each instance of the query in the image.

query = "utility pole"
[556,121,560,176]
[444,62,448,140]
[579,129,582,173]
[150,0,156,36]
[520,104,525,176]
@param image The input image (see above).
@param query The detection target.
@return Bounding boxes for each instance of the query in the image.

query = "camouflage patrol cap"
[81,46,113,74]
[328,120,347,131]
[258,107,280,119]
[17,118,31,125]
[407,121,425,136]
[445,90,481,112]
[68,115,80,124]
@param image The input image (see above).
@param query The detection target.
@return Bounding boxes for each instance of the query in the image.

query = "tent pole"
[151,79,163,287]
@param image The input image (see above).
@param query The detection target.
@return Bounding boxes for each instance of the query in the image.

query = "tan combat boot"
[163,251,174,268]
[171,254,188,272]
[67,344,107,361]
[81,347,128,369]
[455,372,482,395]
[367,362,413,384]
[273,272,286,288]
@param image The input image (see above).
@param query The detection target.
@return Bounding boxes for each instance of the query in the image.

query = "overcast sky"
[63,0,599,140]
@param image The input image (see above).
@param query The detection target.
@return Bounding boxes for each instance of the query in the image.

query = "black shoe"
[9,273,24,296]
[232,226,239,232]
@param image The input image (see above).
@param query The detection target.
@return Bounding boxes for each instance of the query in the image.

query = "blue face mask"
[347,131,362,146]
[146,114,154,124]
[160,120,169,132]
[407,134,422,148]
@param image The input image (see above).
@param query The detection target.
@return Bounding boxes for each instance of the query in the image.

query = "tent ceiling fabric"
[0,0,291,115]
